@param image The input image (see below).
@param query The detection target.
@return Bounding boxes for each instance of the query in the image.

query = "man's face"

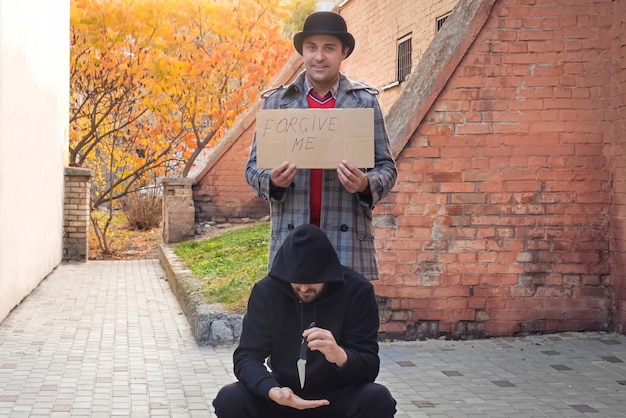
[302,34,348,91]
[290,282,326,303]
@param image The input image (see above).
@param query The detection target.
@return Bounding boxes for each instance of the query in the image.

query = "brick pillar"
[160,177,195,243]
[63,167,92,262]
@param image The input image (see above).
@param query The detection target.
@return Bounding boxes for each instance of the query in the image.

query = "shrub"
[120,191,162,230]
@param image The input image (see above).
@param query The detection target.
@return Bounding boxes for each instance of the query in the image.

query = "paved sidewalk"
[0,260,625,418]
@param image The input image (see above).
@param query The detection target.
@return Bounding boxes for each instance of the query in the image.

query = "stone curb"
[157,243,243,346]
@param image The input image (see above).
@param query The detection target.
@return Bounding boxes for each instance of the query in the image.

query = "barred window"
[437,12,451,31]
[397,34,412,83]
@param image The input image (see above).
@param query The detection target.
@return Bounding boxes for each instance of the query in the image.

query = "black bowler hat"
[293,11,355,58]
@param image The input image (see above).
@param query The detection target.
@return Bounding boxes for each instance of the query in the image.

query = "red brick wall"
[193,115,268,222]
[609,0,626,333]
[375,0,618,338]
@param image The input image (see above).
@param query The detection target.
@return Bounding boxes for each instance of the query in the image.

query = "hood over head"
[269,224,344,286]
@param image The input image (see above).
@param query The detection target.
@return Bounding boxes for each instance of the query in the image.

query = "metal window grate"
[437,12,451,31]
[397,35,412,83]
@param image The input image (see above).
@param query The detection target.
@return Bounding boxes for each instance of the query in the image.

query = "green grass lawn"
[172,223,270,313]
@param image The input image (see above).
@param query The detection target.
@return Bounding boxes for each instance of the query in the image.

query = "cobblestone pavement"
[0,260,625,417]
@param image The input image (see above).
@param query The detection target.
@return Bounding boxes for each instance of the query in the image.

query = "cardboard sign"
[255,108,374,169]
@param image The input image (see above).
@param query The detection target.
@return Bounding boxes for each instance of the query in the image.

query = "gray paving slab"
[0,260,625,417]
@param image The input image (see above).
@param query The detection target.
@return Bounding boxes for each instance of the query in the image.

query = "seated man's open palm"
[268,387,329,410]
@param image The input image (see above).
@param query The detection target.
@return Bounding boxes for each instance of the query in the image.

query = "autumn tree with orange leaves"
[70,0,293,255]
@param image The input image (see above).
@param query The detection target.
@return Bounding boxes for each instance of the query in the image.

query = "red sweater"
[307,92,336,227]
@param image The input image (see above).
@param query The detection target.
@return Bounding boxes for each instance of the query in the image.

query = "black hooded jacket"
[232,224,381,400]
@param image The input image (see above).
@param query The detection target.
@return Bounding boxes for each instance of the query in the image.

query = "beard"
[292,284,326,303]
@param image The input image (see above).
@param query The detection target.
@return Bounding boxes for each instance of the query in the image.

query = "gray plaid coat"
[245,71,397,280]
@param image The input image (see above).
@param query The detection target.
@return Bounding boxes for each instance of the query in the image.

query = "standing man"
[245,11,397,281]
[212,224,397,418]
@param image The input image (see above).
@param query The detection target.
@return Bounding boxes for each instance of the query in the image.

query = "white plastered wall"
[0,0,69,322]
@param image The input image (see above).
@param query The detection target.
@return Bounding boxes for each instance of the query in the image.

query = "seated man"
[212,224,397,418]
